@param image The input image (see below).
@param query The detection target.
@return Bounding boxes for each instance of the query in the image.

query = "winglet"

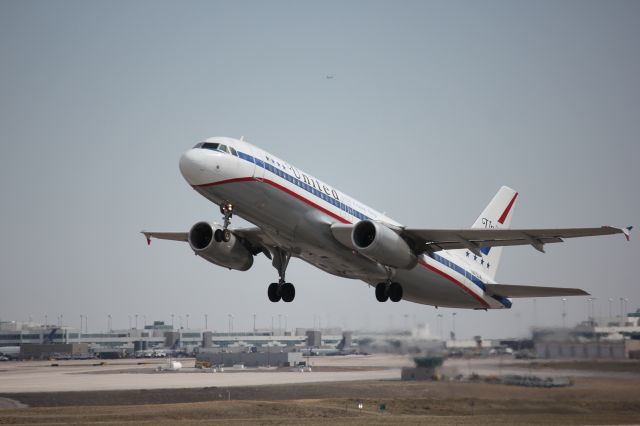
[141,231,151,245]
[623,226,633,242]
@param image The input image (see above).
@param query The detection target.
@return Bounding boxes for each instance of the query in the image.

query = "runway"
[0,356,405,393]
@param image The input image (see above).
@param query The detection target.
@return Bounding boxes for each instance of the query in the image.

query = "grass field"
[2,377,640,425]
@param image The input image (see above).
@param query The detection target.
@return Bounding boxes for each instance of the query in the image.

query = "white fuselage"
[179,137,509,310]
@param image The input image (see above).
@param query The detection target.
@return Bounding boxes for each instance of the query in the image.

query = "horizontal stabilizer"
[484,283,589,298]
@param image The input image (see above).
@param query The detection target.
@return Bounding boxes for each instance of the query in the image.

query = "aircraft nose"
[179,149,207,185]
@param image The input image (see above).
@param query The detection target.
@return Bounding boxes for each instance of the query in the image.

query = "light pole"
[253,313,256,333]
[587,298,596,325]
[108,314,112,332]
[171,313,174,329]
[451,312,457,340]
[437,314,443,340]
[619,297,624,320]
[135,314,138,329]
[609,298,613,318]
[85,314,88,333]
[562,298,567,328]
[186,314,190,329]
[205,314,208,331]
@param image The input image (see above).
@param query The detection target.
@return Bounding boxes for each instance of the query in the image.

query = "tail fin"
[471,186,518,279]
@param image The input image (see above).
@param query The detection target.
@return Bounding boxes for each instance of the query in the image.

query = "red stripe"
[195,175,488,306]
[498,192,518,224]
[418,260,490,308]
[194,176,349,224]
[260,178,350,224]
[197,177,256,187]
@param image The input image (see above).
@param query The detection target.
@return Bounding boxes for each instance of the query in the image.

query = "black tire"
[214,229,223,242]
[222,229,231,242]
[389,282,403,302]
[268,283,281,302]
[375,283,388,302]
[281,282,295,302]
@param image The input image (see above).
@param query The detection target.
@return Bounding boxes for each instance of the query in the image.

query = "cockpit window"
[201,142,219,151]
[194,142,235,155]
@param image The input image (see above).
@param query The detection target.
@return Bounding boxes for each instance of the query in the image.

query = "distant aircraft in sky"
[143,137,631,310]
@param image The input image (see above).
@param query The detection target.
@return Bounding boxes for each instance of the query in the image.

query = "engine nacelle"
[188,222,253,271]
[351,220,417,269]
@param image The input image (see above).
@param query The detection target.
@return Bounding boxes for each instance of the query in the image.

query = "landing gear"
[389,282,403,302]
[375,283,388,302]
[268,283,280,302]
[267,249,296,302]
[375,282,403,303]
[214,201,234,242]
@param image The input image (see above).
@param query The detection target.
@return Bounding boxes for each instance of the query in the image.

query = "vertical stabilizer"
[470,186,518,279]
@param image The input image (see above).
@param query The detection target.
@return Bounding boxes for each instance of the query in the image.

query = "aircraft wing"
[484,283,589,298]
[402,226,631,256]
[141,232,187,245]
[141,227,274,258]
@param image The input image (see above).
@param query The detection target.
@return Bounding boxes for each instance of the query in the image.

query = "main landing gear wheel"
[268,283,281,302]
[375,283,388,302]
[268,248,296,302]
[375,282,403,302]
[388,282,403,302]
[281,282,295,303]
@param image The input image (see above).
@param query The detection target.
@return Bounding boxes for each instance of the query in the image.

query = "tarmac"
[0,355,404,393]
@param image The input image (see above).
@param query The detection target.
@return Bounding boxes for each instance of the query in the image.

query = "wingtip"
[141,231,151,245]
[623,226,632,242]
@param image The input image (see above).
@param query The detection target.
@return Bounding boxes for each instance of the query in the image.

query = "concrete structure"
[532,310,640,359]
[196,349,303,368]
[535,339,640,359]
[306,330,321,347]
[20,343,89,360]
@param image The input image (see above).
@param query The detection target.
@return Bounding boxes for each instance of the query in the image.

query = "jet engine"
[351,220,417,269]
[188,222,254,271]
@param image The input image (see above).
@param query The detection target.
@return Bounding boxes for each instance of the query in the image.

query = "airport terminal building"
[0,320,352,360]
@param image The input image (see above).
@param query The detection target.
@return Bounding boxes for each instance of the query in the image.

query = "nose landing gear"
[214,201,234,242]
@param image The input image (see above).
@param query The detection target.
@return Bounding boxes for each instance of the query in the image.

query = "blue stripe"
[432,253,510,308]
[238,151,371,221]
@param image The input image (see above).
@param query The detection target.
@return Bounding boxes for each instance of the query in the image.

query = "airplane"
[300,335,350,356]
[142,137,631,310]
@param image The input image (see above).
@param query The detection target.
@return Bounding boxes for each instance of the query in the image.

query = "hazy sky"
[1,0,638,339]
